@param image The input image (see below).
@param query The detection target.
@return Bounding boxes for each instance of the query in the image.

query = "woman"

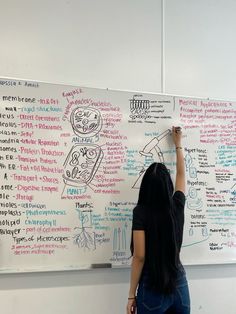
[127,126,190,314]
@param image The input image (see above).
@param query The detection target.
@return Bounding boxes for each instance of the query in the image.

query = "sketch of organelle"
[70,106,102,137]
[202,226,208,237]
[188,226,208,239]
[187,187,203,210]
[63,144,104,187]
[132,129,171,189]
[185,153,197,179]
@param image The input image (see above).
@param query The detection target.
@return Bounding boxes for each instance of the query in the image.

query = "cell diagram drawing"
[70,106,102,137]
[63,144,104,187]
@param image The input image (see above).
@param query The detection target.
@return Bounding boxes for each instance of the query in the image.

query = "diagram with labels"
[0,78,235,272]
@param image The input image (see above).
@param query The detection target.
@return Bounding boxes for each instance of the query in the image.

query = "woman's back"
[132,184,186,293]
[127,127,190,314]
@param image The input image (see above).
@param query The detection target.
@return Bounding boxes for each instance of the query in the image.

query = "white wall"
[165,0,236,100]
[0,0,236,313]
[0,0,162,92]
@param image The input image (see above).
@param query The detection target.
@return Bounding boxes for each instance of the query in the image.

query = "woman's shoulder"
[173,190,186,208]
[133,204,144,212]
[133,204,146,218]
[132,205,146,230]
[173,190,186,199]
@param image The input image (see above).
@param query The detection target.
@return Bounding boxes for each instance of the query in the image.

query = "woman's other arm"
[172,126,185,194]
[127,230,145,314]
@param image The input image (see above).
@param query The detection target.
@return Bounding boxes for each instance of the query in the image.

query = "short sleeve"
[173,191,186,211]
[132,206,145,230]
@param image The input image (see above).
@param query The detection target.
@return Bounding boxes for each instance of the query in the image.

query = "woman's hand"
[126,298,136,314]
[172,126,182,147]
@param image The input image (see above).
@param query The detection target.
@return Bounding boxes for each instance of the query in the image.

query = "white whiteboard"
[0,77,235,273]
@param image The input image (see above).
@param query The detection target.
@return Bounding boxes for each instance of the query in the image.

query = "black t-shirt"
[132,191,186,250]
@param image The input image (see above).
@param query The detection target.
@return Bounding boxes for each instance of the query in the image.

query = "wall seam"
[161,0,165,93]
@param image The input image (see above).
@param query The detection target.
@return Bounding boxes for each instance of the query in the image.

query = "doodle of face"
[70,107,102,138]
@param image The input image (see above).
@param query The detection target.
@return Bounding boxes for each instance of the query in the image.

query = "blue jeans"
[136,271,190,314]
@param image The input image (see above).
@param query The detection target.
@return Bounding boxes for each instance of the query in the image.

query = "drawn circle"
[66,170,71,178]
[82,119,89,125]
[69,152,80,167]
[72,166,79,179]
[70,107,102,138]
[86,148,97,159]
[189,187,197,199]
[81,163,88,169]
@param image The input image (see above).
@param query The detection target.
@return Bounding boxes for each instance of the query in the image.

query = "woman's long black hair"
[131,162,180,294]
